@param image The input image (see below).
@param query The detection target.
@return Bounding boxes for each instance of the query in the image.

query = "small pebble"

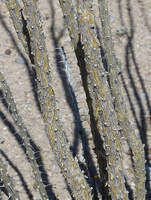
[5,49,11,55]
[139,92,146,100]
[0,137,5,144]
[3,127,7,131]
[14,57,26,65]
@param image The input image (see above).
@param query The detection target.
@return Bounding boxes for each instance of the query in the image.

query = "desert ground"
[0,0,151,199]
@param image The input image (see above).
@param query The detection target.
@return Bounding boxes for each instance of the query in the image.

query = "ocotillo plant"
[0,0,146,200]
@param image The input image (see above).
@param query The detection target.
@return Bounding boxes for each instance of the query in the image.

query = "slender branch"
[4,0,92,199]
[76,6,129,199]
[0,72,49,200]
[0,157,20,200]
[98,1,146,199]
[59,0,79,48]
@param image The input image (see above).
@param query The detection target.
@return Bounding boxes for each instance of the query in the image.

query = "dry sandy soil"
[0,0,151,199]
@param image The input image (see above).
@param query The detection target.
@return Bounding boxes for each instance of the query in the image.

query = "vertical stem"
[75,4,129,199]
[98,1,146,199]
[59,0,79,49]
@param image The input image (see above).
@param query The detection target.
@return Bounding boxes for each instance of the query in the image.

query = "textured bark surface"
[0,0,150,199]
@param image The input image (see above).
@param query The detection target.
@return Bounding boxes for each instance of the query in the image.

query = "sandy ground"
[0,0,151,199]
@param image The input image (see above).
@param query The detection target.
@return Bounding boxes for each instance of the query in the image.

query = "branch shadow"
[1,150,34,200]
[0,13,41,112]
[0,4,59,200]
[0,91,56,199]
[95,23,134,200]
[48,0,103,199]
[117,0,151,198]
[2,0,150,199]
[48,0,81,156]
[75,35,112,200]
